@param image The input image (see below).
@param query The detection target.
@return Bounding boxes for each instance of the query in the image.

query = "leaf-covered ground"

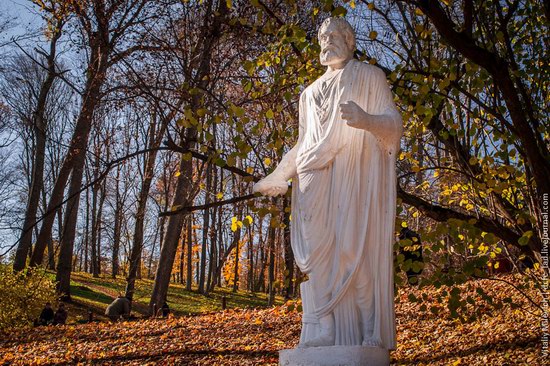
[0,275,543,365]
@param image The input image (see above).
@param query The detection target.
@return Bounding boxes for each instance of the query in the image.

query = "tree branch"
[159,193,258,217]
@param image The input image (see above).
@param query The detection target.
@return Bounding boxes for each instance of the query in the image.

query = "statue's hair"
[318,17,356,52]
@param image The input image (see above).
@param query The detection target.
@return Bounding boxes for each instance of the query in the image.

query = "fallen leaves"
[0,275,542,365]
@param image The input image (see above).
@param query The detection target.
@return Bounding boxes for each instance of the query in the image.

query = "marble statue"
[253,16,403,361]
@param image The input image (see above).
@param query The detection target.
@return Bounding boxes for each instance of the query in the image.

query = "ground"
[0,274,543,365]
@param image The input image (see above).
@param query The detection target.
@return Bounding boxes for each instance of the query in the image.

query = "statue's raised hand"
[339,101,371,130]
[253,175,289,197]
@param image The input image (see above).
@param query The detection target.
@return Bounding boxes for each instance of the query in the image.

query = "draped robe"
[292,59,402,350]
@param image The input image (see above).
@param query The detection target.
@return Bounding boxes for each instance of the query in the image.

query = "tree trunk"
[179,221,186,285]
[248,225,254,292]
[13,24,63,271]
[84,188,90,273]
[125,111,169,298]
[208,208,242,294]
[95,180,106,276]
[56,151,88,299]
[90,182,99,278]
[198,164,211,294]
[232,229,240,293]
[186,217,193,291]
[267,224,276,306]
[149,153,193,313]
[112,179,122,278]
[255,220,267,293]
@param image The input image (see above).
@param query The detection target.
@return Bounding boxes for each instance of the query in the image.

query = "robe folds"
[291,59,403,350]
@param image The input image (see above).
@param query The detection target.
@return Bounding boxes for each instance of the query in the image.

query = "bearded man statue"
[254,17,403,357]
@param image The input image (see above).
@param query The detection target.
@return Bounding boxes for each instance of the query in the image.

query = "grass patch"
[62,272,283,322]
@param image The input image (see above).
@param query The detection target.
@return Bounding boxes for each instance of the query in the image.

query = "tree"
[11,15,64,271]
[149,0,229,313]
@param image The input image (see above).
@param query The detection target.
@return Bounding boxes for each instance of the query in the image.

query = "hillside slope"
[0,275,542,365]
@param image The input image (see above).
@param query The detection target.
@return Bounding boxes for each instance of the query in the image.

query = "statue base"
[279,345,390,366]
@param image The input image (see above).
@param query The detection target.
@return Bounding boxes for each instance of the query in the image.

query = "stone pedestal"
[279,346,390,366]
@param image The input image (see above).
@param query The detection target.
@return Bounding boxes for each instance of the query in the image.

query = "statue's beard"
[320,46,350,66]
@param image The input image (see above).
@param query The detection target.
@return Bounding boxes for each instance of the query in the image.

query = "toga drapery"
[291,59,402,349]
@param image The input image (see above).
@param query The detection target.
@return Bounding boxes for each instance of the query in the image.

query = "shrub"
[0,265,57,333]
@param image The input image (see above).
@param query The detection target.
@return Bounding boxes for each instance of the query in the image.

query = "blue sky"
[0,0,42,47]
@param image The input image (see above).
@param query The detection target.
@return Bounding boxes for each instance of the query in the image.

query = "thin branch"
[159,193,258,217]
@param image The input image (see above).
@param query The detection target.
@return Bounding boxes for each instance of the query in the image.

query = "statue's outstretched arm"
[252,145,298,197]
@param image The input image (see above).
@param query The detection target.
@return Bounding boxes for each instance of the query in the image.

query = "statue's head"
[318,17,356,67]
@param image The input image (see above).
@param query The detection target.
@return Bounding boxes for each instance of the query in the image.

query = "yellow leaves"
[230,215,253,232]
[263,157,272,166]
[367,2,375,10]
[478,244,489,254]
[369,31,378,40]
[230,217,242,232]
[246,167,254,174]
[216,192,223,200]
[175,171,181,177]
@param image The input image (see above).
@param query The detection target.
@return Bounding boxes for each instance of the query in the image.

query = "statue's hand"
[253,175,289,197]
[339,101,371,130]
